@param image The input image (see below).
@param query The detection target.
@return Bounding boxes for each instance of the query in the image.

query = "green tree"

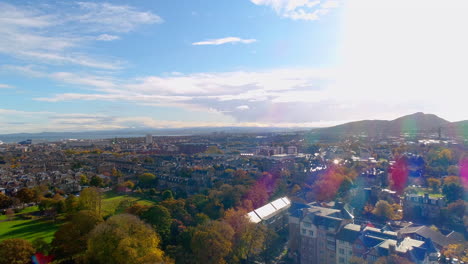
[85,214,172,264]
[443,182,464,203]
[141,205,173,243]
[0,238,35,264]
[32,238,51,255]
[162,190,174,200]
[90,176,104,187]
[191,221,235,264]
[139,173,157,187]
[51,210,103,261]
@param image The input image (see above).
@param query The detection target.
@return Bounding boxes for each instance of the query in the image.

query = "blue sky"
[0,0,467,133]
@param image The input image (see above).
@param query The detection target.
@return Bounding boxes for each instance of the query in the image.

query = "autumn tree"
[191,221,235,264]
[16,187,35,204]
[375,255,414,264]
[442,243,468,263]
[372,200,394,220]
[0,238,35,264]
[85,214,172,264]
[51,210,103,261]
[0,192,12,209]
[224,208,266,263]
[427,178,441,193]
[349,256,367,264]
[78,187,102,215]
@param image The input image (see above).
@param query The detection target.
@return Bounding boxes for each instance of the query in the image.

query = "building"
[289,202,442,264]
[287,146,298,155]
[247,197,291,231]
[289,202,354,264]
[145,134,153,144]
[403,193,445,221]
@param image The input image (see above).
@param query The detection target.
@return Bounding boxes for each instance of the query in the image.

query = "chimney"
[389,244,396,254]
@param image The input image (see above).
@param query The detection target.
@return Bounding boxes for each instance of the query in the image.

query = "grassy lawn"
[0,192,156,243]
[0,216,59,243]
[101,191,156,217]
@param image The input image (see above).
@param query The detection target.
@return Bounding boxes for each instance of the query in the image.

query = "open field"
[0,192,157,243]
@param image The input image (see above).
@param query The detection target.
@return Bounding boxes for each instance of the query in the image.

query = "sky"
[0,0,467,133]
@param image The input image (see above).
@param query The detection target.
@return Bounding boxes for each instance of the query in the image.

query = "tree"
[223,208,266,263]
[65,194,79,215]
[442,243,468,263]
[123,180,135,189]
[372,200,394,220]
[78,187,102,215]
[139,173,157,187]
[85,214,172,264]
[51,210,103,261]
[90,176,104,187]
[32,238,51,255]
[162,190,174,200]
[375,255,414,264]
[0,192,12,209]
[349,256,367,264]
[141,205,172,243]
[447,200,466,219]
[0,238,35,264]
[191,221,234,264]
[16,188,35,204]
[427,178,441,193]
[443,182,464,203]
[80,174,89,185]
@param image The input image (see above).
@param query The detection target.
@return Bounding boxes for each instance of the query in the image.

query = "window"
[339,248,345,254]
[304,222,311,228]
[339,257,345,263]
[301,228,306,234]
[309,230,314,236]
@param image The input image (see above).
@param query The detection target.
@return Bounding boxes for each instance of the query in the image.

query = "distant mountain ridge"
[315,112,466,138]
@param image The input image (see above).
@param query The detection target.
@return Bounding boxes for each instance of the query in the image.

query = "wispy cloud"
[192,37,257,46]
[96,34,120,41]
[0,2,161,69]
[250,0,340,21]
[0,84,14,89]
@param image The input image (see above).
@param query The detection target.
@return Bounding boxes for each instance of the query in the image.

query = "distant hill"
[314,112,464,139]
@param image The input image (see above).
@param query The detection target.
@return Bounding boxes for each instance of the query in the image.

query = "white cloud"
[0,84,14,89]
[0,2,161,69]
[96,34,120,41]
[75,2,163,33]
[250,0,340,21]
[192,37,257,46]
[236,105,250,110]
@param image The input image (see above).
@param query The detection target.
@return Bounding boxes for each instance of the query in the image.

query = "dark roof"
[337,224,361,243]
[289,202,310,218]
[399,226,459,248]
